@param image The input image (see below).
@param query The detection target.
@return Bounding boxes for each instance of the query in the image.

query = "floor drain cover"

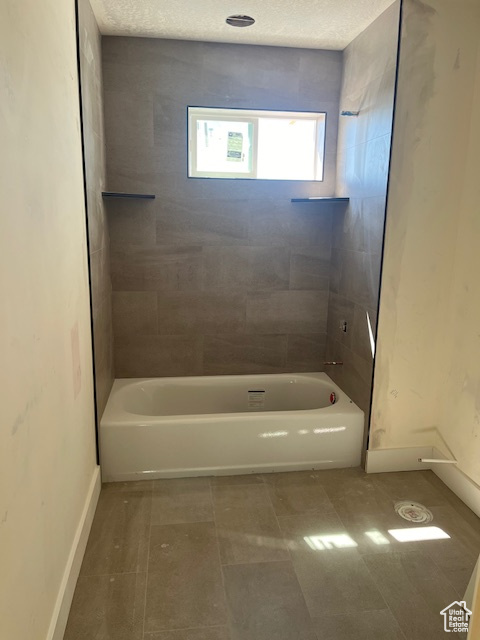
[394,501,433,523]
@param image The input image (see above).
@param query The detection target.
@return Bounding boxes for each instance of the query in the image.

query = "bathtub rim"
[101,371,361,426]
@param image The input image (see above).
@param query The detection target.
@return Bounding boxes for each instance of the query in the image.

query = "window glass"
[188,107,325,181]
[195,119,254,175]
[257,117,317,180]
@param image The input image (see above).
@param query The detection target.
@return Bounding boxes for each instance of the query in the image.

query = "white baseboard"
[431,447,480,519]
[47,465,101,640]
[365,446,434,473]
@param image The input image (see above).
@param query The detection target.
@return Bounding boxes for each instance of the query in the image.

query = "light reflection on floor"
[388,526,450,542]
[304,526,450,550]
[304,533,358,550]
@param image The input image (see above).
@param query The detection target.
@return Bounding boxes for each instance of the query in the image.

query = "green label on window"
[227,131,243,161]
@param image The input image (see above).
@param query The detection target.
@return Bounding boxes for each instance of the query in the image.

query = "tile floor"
[64,469,480,639]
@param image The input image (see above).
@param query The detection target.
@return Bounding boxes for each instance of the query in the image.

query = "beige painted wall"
[370,0,480,484]
[0,1,98,638]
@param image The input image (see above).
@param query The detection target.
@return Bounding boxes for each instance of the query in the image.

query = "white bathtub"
[100,372,364,481]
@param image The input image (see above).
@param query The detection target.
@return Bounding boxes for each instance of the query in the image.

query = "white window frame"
[189,112,257,179]
[188,107,326,181]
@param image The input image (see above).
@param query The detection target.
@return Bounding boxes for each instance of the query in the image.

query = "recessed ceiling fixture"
[226,15,255,28]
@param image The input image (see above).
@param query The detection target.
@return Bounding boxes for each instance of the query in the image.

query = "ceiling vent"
[226,15,255,28]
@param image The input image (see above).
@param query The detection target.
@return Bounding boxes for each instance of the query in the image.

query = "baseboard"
[431,447,480,519]
[47,465,101,640]
[365,446,434,473]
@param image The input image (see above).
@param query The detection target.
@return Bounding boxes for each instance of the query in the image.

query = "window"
[188,107,326,181]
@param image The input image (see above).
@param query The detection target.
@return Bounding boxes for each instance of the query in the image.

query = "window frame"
[187,106,327,182]
[189,112,258,179]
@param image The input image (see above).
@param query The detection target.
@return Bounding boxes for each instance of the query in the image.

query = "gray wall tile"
[107,200,157,246]
[203,246,290,291]
[289,247,331,290]
[248,205,333,246]
[325,339,373,416]
[112,291,158,336]
[78,0,114,420]
[332,197,386,253]
[104,90,154,150]
[93,295,114,419]
[203,334,288,375]
[90,246,112,316]
[103,37,341,376]
[326,292,355,349]
[341,2,400,96]
[157,292,246,335]
[115,335,203,378]
[287,334,327,372]
[351,303,378,363]
[326,3,399,425]
[156,209,249,246]
[335,249,382,309]
[111,245,204,292]
[247,291,329,334]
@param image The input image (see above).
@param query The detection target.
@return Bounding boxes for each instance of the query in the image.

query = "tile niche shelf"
[102,191,156,200]
[290,196,349,203]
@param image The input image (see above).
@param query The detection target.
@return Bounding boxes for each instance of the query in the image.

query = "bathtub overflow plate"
[394,501,433,524]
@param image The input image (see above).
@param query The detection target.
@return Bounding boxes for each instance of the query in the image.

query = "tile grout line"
[80,570,140,578]
[340,472,428,637]
[150,518,216,527]
[141,481,154,639]
[146,624,228,636]
[209,477,231,633]
[266,471,400,636]
[261,477,291,562]
[262,475,321,635]
[221,557,293,568]
[210,479,266,488]
[331,499,407,640]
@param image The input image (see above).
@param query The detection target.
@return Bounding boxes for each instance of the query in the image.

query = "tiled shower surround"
[326,2,400,416]
[102,38,343,377]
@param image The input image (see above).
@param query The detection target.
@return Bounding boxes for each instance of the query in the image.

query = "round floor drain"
[394,501,433,523]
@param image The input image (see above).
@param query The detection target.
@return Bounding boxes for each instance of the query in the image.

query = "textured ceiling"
[89,0,396,50]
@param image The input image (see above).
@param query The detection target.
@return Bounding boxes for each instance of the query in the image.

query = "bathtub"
[100,372,364,482]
